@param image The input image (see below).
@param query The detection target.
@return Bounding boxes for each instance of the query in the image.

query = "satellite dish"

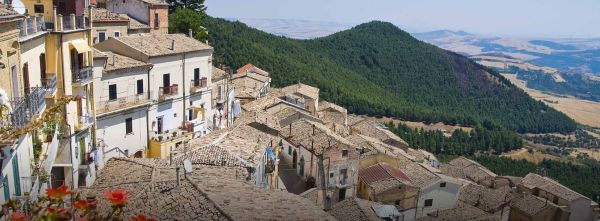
[183,160,192,173]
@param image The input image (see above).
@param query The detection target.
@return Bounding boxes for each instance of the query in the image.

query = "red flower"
[46,184,73,200]
[73,199,97,211]
[105,188,129,206]
[11,212,26,221]
[131,214,156,221]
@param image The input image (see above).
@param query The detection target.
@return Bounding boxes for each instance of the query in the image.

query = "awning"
[70,40,92,53]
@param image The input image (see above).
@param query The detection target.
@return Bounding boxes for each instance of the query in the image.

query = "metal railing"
[0,87,46,129]
[72,66,92,84]
[96,92,151,114]
[159,84,178,101]
[41,75,57,94]
[190,78,208,93]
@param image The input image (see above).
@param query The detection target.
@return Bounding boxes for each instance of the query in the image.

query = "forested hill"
[204,17,576,133]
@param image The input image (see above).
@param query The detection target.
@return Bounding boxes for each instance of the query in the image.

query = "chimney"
[289,123,292,135]
[111,54,115,66]
[176,167,181,186]
[312,124,315,135]
[171,39,175,51]
[188,29,193,38]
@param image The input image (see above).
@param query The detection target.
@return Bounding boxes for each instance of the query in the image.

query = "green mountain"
[204,17,576,133]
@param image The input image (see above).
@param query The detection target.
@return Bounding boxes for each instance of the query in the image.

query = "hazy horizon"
[206,0,600,39]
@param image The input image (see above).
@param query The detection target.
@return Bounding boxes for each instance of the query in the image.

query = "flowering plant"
[0,185,154,221]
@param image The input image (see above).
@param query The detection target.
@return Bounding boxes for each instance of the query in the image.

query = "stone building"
[231,63,271,104]
[103,0,168,33]
[357,162,419,210]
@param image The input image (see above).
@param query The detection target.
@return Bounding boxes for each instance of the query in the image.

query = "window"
[114,31,120,38]
[342,150,348,158]
[34,4,44,13]
[154,12,159,28]
[125,118,133,134]
[288,146,291,155]
[395,200,400,205]
[136,79,143,94]
[108,84,117,101]
[424,199,433,207]
[440,182,446,188]
[98,31,106,43]
[194,68,200,80]
[188,109,194,121]
[329,172,334,178]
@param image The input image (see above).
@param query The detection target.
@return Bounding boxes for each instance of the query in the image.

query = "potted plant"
[42,120,56,142]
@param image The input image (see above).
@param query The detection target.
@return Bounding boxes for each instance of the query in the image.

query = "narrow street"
[278,156,307,195]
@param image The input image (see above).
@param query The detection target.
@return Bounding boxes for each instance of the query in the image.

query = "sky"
[206,0,600,38]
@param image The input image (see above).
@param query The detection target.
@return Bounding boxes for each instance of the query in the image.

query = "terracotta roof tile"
[100,51,152,72]
[116,33,212,56]
[521,173,586,201]
[359,162,410,186]
[329,198,383,221]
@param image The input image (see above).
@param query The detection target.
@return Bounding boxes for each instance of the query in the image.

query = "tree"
[169,8,208,42]
[167,0,206,14]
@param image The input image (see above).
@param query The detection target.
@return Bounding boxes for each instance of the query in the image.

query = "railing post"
[56,14,63,31]
[70,14,76,30]
[21,17,28,36]
[31,16,37,34]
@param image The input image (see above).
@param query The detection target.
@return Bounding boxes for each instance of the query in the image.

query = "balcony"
[0,87,46,130]
[72,66,93,86]
[96,92,151,116]
[159,84,178,101]
[18,15,46,40]
[76,114,93,132]
[190,78,208,94]
[42,74,57,97]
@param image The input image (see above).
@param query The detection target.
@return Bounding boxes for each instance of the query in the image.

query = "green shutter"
[12,155,21,196]
[3,176,9,201]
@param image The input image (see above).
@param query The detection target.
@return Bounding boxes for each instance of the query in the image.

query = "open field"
[503,73,600,128]
[570,148,600,161]
[364,116,473,133]
[502,148,566,164]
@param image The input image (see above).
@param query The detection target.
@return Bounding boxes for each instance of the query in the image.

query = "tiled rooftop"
[236,63,269,76]
[83,158,334,220]
[212,66,228,81]
[172,144,253,168]
[416,202,497,221]
[398,162,440,188]
[231,73,272,99]
[441,156,497,183]
[328,197,383,221]
[0,5,21,19]
[280,119,355,155]
[459,183,512,212]
[511,193,561,217]
[117,34,213,56]
[282,82,320,99]
[99,51,152,72]
[521,173,586,202]
[359,162,411,186]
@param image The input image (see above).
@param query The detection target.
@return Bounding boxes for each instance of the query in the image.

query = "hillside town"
[0,1,598,220]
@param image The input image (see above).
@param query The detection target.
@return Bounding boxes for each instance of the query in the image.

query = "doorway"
[338,188,346,201]
[292,150,297,169]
